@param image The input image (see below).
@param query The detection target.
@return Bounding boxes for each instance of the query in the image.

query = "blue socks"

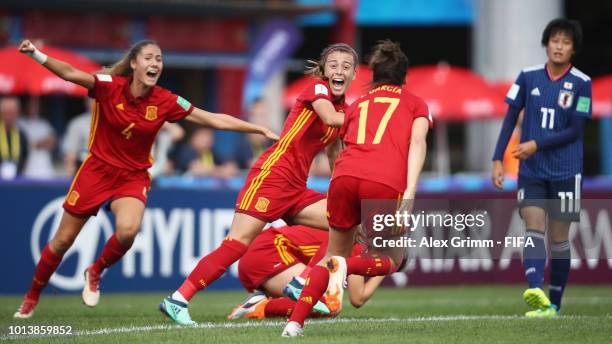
[523,230,546,289]
[549,240,571,310]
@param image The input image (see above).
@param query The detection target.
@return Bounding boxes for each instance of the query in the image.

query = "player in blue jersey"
[492,18,591,318]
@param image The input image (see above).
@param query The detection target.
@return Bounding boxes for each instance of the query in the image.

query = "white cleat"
[325,256,347,313]
[227,290,268,320]
[14,298,37,319]
[281,321,304,337]
[82,267,101,307]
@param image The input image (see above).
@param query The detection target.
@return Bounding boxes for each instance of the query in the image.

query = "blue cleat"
[159,296,197,325]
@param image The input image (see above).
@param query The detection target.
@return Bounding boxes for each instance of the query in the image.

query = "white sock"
[172,291,188,304]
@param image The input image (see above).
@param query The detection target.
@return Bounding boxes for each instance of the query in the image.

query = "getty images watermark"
[369,209,534,250]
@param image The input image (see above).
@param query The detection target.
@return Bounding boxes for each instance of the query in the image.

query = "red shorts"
[327,176,401,232]
[238,230,306,292]
[63,155,151,217]
[235,169,325,223]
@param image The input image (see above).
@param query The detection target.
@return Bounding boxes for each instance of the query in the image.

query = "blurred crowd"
[0,96,334,181]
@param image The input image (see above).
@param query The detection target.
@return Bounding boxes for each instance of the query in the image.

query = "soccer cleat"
[159,296,197,325]
[227,290,268,320]
[325,256,347,313]
[283,277,331,316]
[82,267,101,307]
[281,321,304,337]
[13,298,38,319]
[525,304,559,318]
[522,287,551,310]
[283,277,304,301]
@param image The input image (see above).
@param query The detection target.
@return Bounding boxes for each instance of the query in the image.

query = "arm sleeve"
[88,74,116,101]
[535,116,586,150]
[573,80,593,119]
[505,72,526,109]
[298,81,334,104]
[413,97,433,128]
[492,105,521,161]
[166,93,194,122]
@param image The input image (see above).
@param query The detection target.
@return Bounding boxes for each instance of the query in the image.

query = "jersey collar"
[123,77,155,104]
[545,63,572,82]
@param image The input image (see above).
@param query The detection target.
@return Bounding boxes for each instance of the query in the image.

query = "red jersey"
[88,74,193,171]
[250,80,346,187]
[333,84,432,192]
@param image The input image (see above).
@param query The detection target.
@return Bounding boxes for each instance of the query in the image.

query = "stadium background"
[0,0,611,296]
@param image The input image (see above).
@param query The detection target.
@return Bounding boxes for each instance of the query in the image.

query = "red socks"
[26,244,63,301]
[181,238,248,301]
[288,265,329,326]
[264,297,295,317]
[346,254,393,276]
[90,234,132,275]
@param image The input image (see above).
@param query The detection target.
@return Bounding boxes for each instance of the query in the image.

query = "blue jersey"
[506,64,592,180]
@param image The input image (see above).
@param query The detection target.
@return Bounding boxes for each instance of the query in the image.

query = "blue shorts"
[517,174,582,222]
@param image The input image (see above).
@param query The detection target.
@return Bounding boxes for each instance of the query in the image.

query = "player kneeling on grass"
[13,39,277,319]
[282,40,432,337]
[491,18,590,318]
[227,225,388,320]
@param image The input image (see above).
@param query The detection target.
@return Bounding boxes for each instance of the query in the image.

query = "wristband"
[29,48,47,64]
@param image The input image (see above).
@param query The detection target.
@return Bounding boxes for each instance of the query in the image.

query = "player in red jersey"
[160,43,358,325]
[283,40,432,336]
[13,40,278,319]
[227,225,386,320]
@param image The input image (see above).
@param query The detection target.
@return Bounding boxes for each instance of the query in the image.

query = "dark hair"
[305,43,358,79]
[541,18,583,53]
[367,40,408,87]
[102,40,160,76]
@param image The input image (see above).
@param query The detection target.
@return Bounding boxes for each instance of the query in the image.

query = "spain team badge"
[255,197,270,213]
[145,106,158,121]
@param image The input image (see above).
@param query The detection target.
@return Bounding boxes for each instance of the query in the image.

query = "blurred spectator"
[149,122,184,178]
[18,96,56,179]
[173,128,238,178]
[62,97,92,176]
[246,98,273,165]
[0,97,29,179]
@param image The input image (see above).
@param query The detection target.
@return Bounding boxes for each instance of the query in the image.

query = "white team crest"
[558,90,574,109]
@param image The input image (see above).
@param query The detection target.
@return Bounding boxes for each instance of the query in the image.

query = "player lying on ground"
[14,39,278,319]
[283,40,432,337]
[159,43,358,325]
[227,225,387,320]
[491,18,591,318]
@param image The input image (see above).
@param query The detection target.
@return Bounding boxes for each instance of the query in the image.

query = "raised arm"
[312,98,345,128]
[18,40,95,90]
[184,107,279,141]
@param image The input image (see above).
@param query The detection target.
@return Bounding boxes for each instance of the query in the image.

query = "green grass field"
[1,286,611,343]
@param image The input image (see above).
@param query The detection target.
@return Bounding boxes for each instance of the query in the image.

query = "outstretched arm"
[347,275,386,308]
[185,107,279,141]
[18,40,95,90]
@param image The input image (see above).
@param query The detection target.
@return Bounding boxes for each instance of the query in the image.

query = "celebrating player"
[282,40,432,336]
[13,39,278,319]
[159,43,357,325]
[227,225,386,320]
[491,19,591,317]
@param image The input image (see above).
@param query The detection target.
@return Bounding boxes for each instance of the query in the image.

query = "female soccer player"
[160,43,357,325]
[491,19,591,317]
[14,39,278,319]
[227,225,385,320]
[283,40,432,337]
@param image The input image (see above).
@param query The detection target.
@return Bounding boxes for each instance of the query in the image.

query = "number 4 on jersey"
[121,123,135,140]
[357,97,400,144]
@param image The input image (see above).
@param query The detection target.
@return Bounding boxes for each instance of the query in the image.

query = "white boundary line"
[1,315,609,341]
